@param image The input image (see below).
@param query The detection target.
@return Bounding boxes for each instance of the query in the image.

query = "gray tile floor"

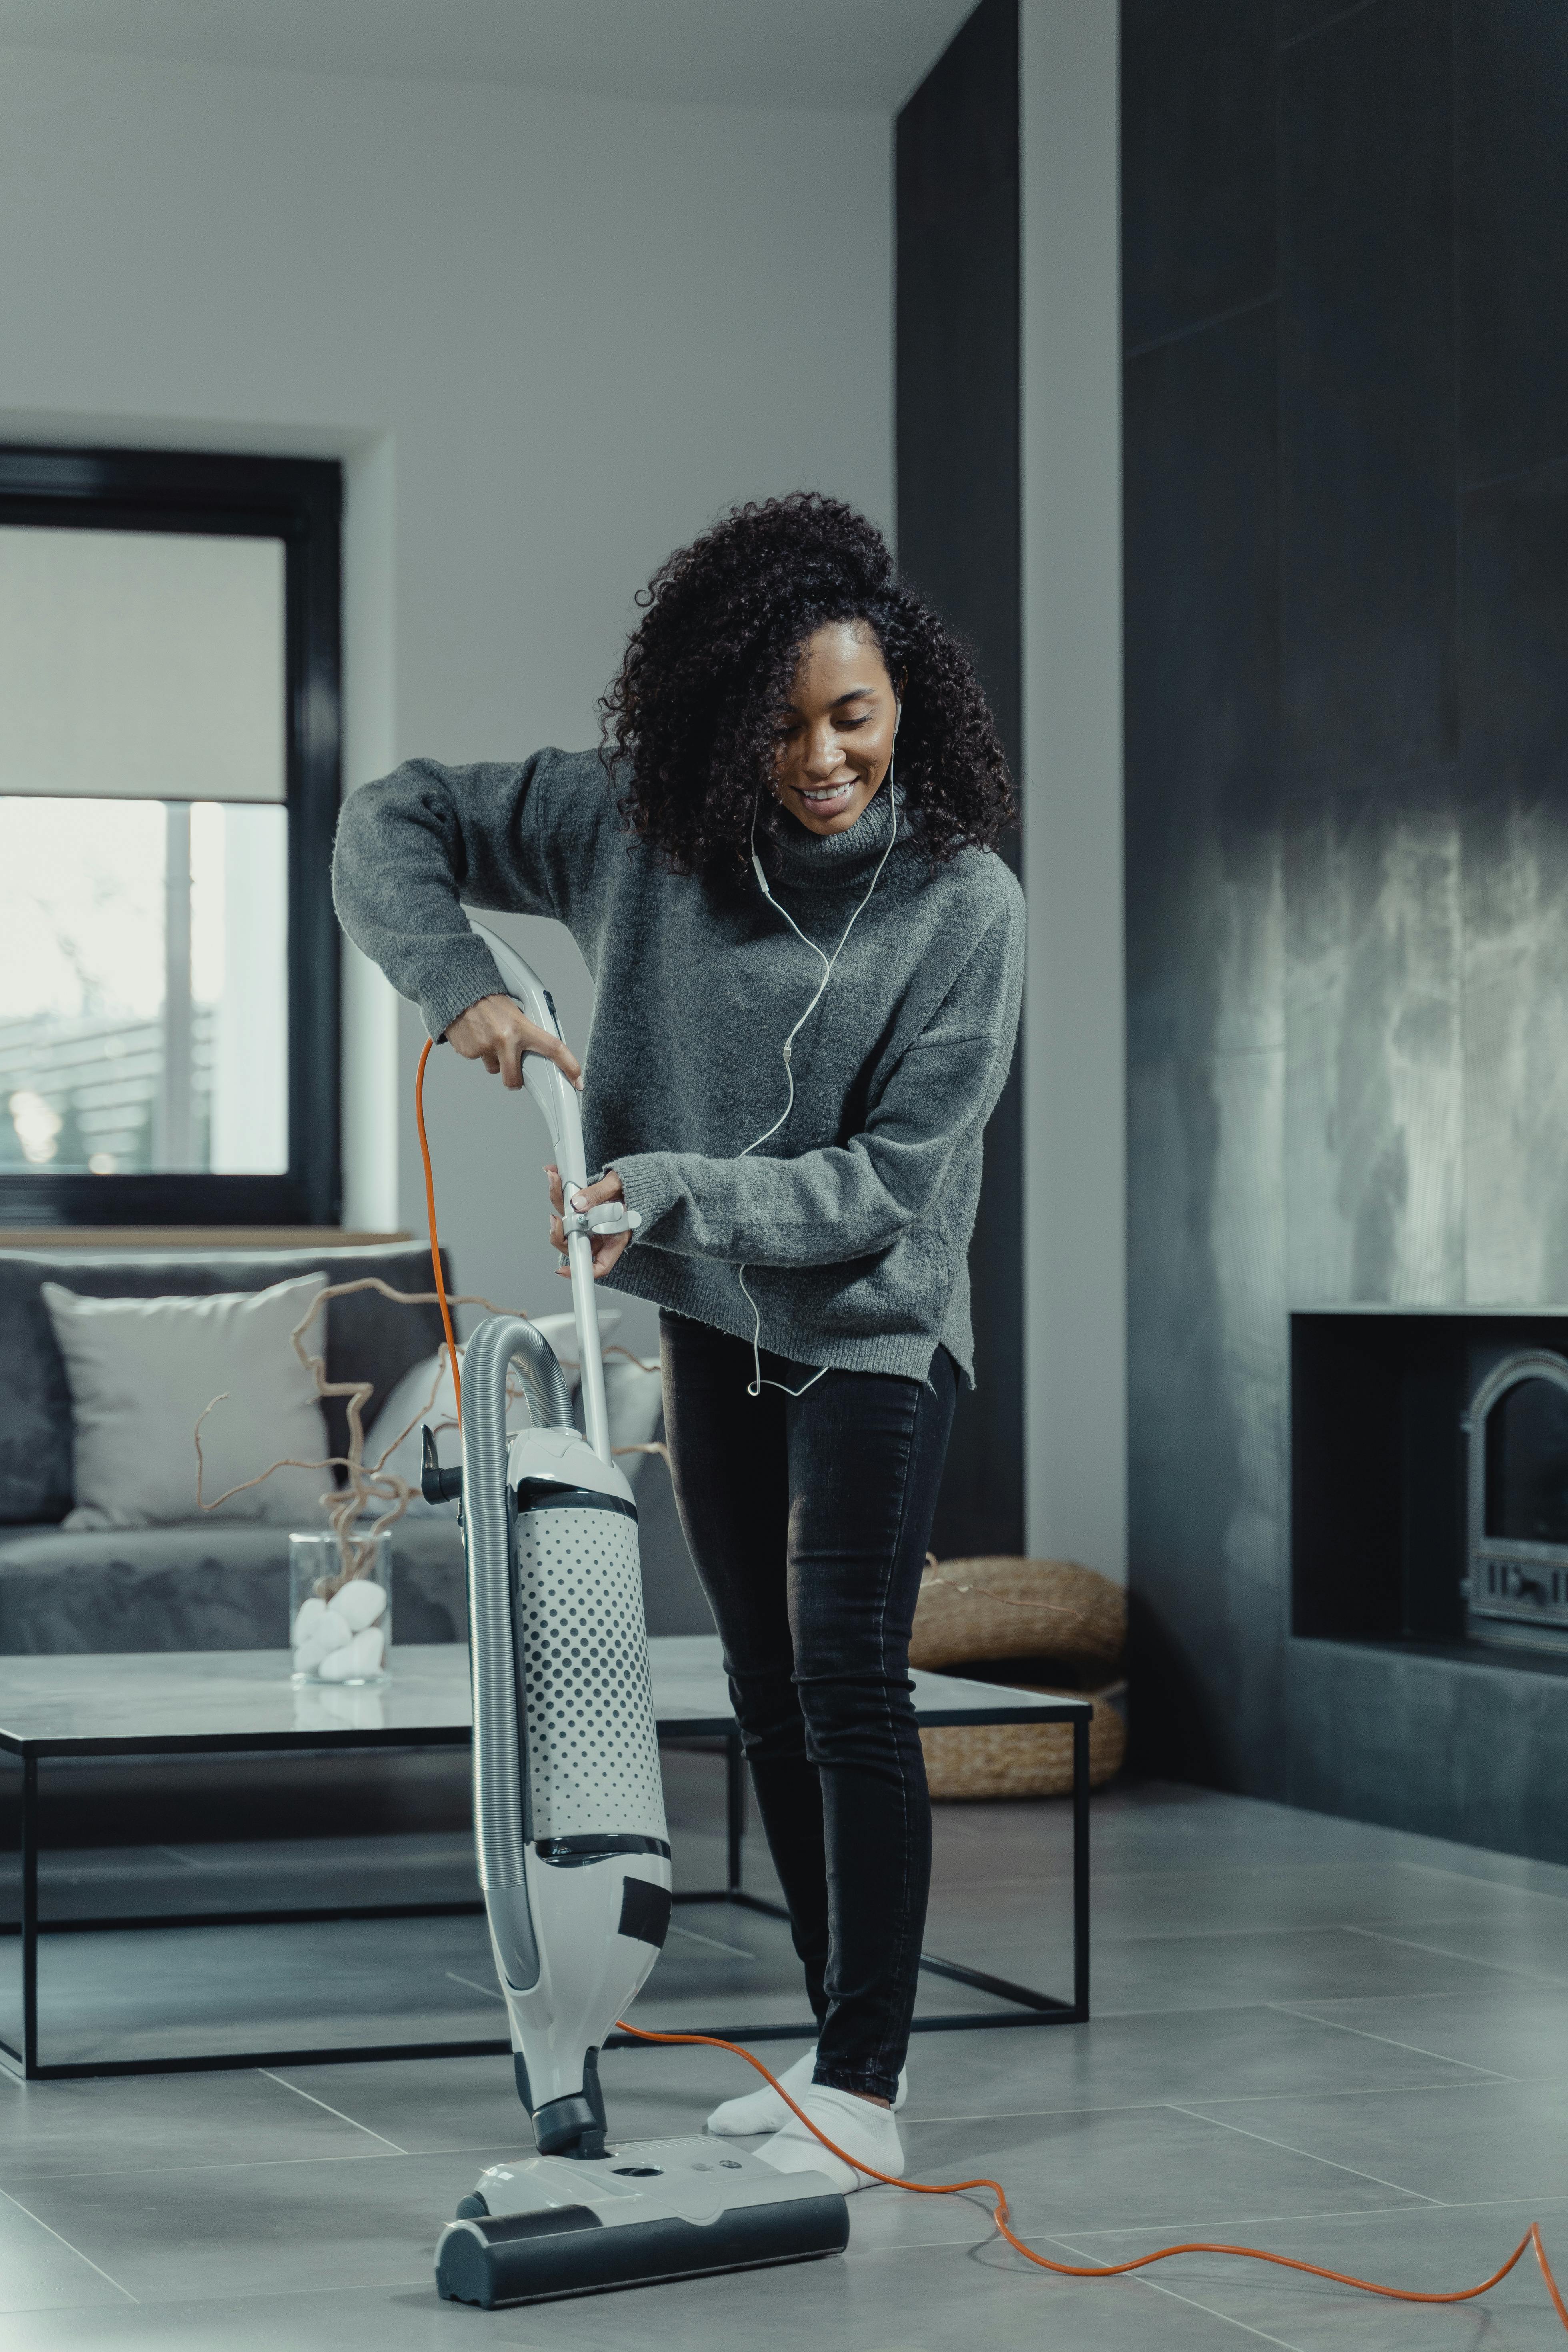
[6,1776,1568,2350]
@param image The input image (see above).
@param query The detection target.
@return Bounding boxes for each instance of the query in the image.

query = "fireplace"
[1466,1350,1568,1656]
[1292,1311,1568,1662]
[1286,1310,1568,1865]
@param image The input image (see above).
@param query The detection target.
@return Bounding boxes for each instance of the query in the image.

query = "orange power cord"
[416,1036,462,1420]
[616,2022,1568,2328]
[414,1036,1565,2330]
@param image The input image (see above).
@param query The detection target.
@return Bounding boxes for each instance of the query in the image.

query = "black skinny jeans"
[660,1311,957,2102]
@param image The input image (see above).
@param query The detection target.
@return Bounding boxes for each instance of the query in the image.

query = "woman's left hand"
[546,1166,634,1282]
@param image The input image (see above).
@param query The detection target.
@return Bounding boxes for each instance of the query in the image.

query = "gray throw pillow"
[41,1273,332,1530]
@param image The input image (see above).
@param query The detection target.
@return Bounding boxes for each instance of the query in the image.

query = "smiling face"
[771,620,899,837]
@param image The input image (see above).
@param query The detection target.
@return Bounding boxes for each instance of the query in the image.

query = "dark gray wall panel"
[1460,458,1568,801]
[898,0,1020,776]
[1284,783,1465,1304]
[896,0,1022,1558]
[1125,308,1282,1070]
[1460,460,1568,1304]
[1278,0,1456,789]
[1458,1,1568,484]
[1129,1048,1288,1794]
[1125,301,1285,1790]
[1121,0,1275,352]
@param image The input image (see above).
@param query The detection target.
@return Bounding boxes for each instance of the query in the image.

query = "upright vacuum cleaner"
[431,924,849,2310]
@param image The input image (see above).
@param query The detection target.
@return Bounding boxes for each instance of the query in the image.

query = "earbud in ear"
[894,698,903,734]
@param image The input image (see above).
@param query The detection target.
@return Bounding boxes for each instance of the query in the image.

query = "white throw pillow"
[42,1273,333,1530]
[365,1309,653,1515]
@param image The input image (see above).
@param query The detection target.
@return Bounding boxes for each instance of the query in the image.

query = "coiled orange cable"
[413,1036,1565,2330]
[616,2022,1568,2327]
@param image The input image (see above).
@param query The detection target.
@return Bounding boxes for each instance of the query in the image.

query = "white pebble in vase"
[293,1613,352,1676]
[320,1626,385,1682]
[328,1578,387,1633]
[291,1595,328,1649]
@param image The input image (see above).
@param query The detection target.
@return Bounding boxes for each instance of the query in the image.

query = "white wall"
[1020,0,1127,1578]
[0,44,894,1346]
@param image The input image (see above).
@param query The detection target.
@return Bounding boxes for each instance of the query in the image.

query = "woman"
[333,493,1022,2190]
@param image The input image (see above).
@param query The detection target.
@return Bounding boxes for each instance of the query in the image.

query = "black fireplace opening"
[1292,1312,1568,1663]
[1485,1372,1568,1545]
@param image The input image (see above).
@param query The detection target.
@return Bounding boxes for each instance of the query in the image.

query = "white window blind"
[0,526,284,803]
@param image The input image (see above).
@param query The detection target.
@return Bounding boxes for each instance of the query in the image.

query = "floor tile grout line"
[1169,2076,1506,2106]
[1164,2103,1444,2206]
[838,2199,1427,2269]
[444,1971,506,2003]
[942,1852,1568,1891]
[1281,1988,1470,2013]
[1046,2229,1310,2350]
[257,2071,408,2154]
[1396,1860,1568,1911]
[1344,1923,1568,1986]
[901,2072,1504,2127]
[0,2141,548,2188]
[152,1845,202,1870]
[0,2184,139,2303]
[927,1854,1568,1898]
[1032,2196,1521,2247]
[926,1904,1568,1952]
[666,1922,758,1960]
[1038,2194,1568,2271]
[1263,2002,1517,2080]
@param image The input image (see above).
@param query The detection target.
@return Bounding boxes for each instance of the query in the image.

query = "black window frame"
[0,444,342,1228]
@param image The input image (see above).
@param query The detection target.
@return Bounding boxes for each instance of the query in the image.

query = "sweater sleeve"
[331,751,612,1041]
[610,906,1023,1269]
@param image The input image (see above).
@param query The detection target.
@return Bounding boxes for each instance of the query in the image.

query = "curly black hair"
[599,493,1014,880]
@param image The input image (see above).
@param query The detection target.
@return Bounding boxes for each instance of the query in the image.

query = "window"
[0,447,341,1226]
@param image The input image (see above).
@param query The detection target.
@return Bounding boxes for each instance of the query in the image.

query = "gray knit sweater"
[332,751,1024,1386]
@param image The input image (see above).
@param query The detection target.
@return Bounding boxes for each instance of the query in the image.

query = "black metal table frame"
[0,1700,1089,2082]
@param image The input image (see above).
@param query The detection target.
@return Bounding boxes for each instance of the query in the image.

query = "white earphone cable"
[737,762,900,1399]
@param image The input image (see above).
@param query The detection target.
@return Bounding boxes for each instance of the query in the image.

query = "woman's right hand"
[444,994,582,1092]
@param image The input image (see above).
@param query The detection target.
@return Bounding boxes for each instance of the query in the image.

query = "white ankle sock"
[706,2048,909,2138]
[754,2083,906,2195]
[706,2047,819,2137]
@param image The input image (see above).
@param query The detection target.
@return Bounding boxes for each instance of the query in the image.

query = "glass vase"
[289,1528,392,1683]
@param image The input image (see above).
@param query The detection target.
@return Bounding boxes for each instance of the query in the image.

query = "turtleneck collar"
[759,783,908,890]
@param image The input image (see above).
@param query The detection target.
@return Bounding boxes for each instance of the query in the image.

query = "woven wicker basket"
[910,1557,1126,1675]
[921,1682,1126,1800]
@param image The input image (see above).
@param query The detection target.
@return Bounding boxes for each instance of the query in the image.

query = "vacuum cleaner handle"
[466,919,623,1465]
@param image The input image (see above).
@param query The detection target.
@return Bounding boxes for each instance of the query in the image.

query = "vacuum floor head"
[436,2139,849,2308]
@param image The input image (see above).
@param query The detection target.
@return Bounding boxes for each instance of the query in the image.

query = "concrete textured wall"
[1122,0,1568,1838]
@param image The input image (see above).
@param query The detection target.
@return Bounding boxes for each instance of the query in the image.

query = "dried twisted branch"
[194,1282,666,1595]
[195,1280,526,1591]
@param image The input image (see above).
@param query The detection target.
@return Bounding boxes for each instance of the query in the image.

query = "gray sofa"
[0,1242,469,1655]
[0,1240,714,1656]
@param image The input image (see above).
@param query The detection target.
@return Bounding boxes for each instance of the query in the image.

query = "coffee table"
[0,1638,1090,2080]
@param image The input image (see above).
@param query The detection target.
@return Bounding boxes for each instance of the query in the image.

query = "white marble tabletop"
[0,1635,1088,1755]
